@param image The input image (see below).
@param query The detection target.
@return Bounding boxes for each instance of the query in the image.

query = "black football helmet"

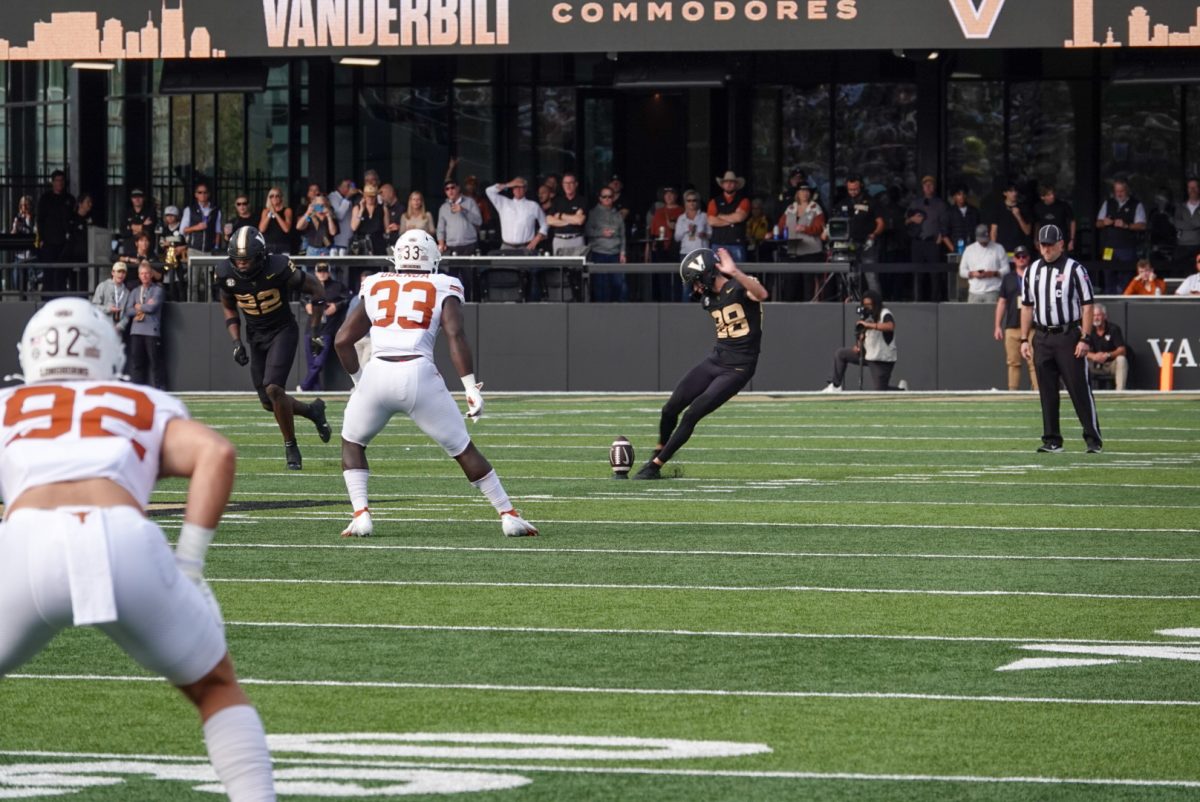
[228,226,268,278]
[680,248,719,292]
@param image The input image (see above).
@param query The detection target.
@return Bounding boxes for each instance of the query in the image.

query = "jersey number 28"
[370,279,436,330]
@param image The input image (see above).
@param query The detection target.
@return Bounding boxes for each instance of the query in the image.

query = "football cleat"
[285,441,302,470]
[500,509,538,537]
[341,508,373,538]
[1037,443,1064,454]
[310,398,332,443]
[1087,445,1104,454]
[631,461,662,480]
[820,382,842,393]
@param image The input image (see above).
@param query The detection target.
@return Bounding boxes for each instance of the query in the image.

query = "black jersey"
[702,280,763,368]
[216,254,304,336]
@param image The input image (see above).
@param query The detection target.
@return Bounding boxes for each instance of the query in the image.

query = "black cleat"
[310,398,332,443]
[631,461,663,480]
[1036,443,1064,454]
[1087,444,1104,454]
[285,441,302,470]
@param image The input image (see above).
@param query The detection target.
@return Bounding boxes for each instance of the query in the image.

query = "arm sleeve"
[1021,265,1036,306]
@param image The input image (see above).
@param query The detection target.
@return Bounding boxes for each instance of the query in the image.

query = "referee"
[1019,224,1103,454]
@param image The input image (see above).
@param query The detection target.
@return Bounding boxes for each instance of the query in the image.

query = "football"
[609,436,634,479]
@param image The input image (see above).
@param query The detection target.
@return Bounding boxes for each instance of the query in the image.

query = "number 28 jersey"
[0,381,188,508]
[359,271,465,360]
[702,280,763,368]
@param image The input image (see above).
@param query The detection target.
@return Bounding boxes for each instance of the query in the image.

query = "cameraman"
[826,177,884,293]
[821,290,903,392]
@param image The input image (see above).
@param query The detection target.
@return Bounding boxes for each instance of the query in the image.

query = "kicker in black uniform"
[219,227,332,469]
[633,247,768,480]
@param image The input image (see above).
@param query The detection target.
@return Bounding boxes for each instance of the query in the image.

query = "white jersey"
[358,271,465,360]
[0,381,188,508]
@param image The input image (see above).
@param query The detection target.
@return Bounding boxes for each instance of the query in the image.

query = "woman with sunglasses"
[258,187,294,255]
[398,190,436,237]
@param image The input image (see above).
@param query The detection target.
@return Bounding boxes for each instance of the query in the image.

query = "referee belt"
[1035,322,1081,334]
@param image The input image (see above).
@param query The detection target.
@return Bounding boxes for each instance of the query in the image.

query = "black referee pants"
[1032,330,1102,450]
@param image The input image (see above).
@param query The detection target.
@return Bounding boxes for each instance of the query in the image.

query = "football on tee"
[609,436,634,479]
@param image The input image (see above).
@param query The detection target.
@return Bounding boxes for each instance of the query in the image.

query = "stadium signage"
[1146,338,1197,369]
[0,0,1197,59]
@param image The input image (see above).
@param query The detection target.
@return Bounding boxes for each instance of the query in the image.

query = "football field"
[2,391,1199,800]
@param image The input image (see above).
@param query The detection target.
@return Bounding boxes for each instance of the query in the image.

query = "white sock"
[470,469,512,514]
[202,704,275,802]
[343,469,369,513]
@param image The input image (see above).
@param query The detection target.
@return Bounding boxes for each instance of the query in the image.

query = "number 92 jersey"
[215,254,305,338]
[702,280,763,368]
[0,381,188,508]
[359,271,465,360]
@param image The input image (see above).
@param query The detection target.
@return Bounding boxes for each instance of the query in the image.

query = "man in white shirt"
[1176,256,1200,295]
[485,177,546,254]
[958,223,1009,303]
[326,178,360,256]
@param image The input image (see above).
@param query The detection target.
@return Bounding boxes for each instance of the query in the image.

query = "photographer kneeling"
[821,290,905,392]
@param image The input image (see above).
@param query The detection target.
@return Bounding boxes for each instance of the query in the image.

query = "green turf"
[2,393,1199,800]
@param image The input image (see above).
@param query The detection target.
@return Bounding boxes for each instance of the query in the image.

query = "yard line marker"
[207,577,1200,600]
[2,748,1198,789]
[9,674,1200,707]
[223,621,1200,647]
[208,542,1200,564]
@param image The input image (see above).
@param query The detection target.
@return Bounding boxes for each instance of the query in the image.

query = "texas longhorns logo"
[947,0,1008,39]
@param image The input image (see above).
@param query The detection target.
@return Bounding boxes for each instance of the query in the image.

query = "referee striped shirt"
[1021,255,1094,327]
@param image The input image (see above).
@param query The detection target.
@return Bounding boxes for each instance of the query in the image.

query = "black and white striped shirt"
[1021,255,1094,327]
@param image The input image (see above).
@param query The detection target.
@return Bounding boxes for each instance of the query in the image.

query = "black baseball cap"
[1013,245,1031,257]
[130,188,145,197]
[1037,224,1063,244]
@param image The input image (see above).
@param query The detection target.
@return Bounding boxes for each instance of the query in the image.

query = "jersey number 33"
[371,278,436,330]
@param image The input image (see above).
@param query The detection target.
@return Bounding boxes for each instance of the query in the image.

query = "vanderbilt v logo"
[947,0,1008,39]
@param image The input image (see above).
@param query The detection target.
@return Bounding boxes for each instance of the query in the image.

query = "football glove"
[462,374,484,421]
[232,340,249,366]
[310,335,325,357]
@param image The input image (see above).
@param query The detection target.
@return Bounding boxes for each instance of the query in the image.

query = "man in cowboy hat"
[708,170,751,262]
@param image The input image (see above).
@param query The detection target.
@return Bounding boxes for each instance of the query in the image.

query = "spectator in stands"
[546,172,587,256]
[958,223,1009,304]
[462,174,493,229]
[745,197,771,261]
[537,183,555,216]
[300,262,347,392]
[905,176,951,301]
[258,187,293,255]
[64,193,95,271]
[993,245,1038,391]
[297,189,338,257]
[778,185,826,260]
[828,176,885,293]
[437,179,483,256]
[585,185,627,302]
[120,188,157,258]
[486,177,546,254]
[988,179,1033,255]
[327,179,359,256]
[1123,258,1167,296]
[379,183,402,246]
[180,182,222,255]
[92,262,131,326]
[1096,178,1146,293]
[228,194,256,236]
[1085,303,1128,391]
[777,167,812,216]
[1175,254,1200,295]
[123,261,166,390]
[398,191,436,237]
[350,184,389,256]
[675,189,711,258]
[607,175,631,223]
[119,231,154,269]
[946,185,980,255]
[363,169,381,192]
[35,170,75,274]
[10,194,34,289]
[649,186,684,263]
[1170,177,1200,275]
[1033,184,1076,253]
[708,170,751,263]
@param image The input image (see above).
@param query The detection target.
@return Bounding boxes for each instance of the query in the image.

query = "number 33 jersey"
[0,382,187,508]
[359,271,465,360]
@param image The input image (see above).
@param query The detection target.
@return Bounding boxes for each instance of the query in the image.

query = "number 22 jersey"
[215,254,305,339]
[0,381,188,508]
[359,271,465,360]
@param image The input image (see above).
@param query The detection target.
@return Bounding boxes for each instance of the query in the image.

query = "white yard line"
[206,577,1200,600]
[8,674,1200,707]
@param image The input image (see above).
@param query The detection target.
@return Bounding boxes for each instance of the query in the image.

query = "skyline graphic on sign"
[1065,0,1200,47]
[0,0,225,61]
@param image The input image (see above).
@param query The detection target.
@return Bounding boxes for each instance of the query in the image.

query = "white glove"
[462,373,484,420]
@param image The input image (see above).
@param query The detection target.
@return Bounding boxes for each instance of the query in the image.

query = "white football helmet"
[392,230,441,273]
[18,298,126,383]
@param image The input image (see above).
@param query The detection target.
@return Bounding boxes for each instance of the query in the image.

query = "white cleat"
[820,382,842,393]
[500,509,539,538]
[340,508,373,538]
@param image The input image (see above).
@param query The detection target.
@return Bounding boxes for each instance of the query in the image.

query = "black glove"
[309,335,325,357]
[232,341,249,366]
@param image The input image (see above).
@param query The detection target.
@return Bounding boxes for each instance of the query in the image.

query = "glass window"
[217,94,245,213]
[454,86,496,188]
[1100,84,1180,207]
[750,88,780,206]
[171,96,192,190]
[537,87,575,179]
[1009,81,1077,204]
[247,86,289,200]
[151,96,172,209]
[357,86,449,196]
[582,95,613,199]
[834,83,917,197]
[1187,87,1200,182]
[511,87,534,184]
[780,85,831,202]
[194,94,215,180]
[946,81,1003,203]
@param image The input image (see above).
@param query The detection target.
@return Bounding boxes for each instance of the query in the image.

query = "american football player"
[633,247,768,479]
[0,298,276,801]
[333,230,537,538]
[218,227,332,470]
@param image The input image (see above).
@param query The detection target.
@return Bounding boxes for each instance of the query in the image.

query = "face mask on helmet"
[392,231,441,273]
[679,248,719,293]
[18,298,126,383]
[228,227,267,278]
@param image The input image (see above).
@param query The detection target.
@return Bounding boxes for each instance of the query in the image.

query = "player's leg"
[337,360,402,537]
[408,360,537,536]
[1056,339,1103,451]
[268,326,332,443]
[651,367,750,467]
[655,357,721,456]
[1032,335,1064,450]
[0,512,69,676]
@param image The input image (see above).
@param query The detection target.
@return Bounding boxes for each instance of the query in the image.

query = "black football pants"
[656,355,752,465]
[1032,330,1102,450]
